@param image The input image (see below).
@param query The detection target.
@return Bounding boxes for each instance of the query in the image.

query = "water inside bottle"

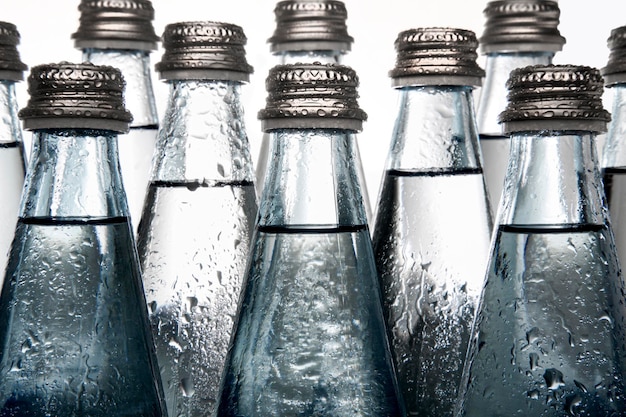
[0,217,162,416]
[218,225,402,417]
[138,179,257,416]
[460,223,626,416]
[373,168,491,417]
[0,142,25,275]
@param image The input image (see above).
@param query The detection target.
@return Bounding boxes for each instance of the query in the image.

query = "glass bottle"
[217,63,404,417]
[137,21,257,417]
[602,26,626,276]
[72,0,160,232]
[0,62,165,416]
[256,0,373,224]
[457,65,626,416]
[372,28,492,417]
[477,0,565,212]
[0,22,27,275]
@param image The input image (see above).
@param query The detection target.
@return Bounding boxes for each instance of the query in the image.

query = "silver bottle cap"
[155,21,253,82]
[499,65,610,134]
[389,27,485,87]
[72,0,159,51]
[259,62,367,131]
[19,62,133,133]
[602,26,626,86]
[0,22,27,81]
[268,0,353,53]
[480,0,566,53]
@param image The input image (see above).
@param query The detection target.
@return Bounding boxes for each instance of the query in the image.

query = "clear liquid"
[0,142,25,276]
[603,168,626,272]
[218,225,403,417]
[118,126,158,232]
[460,224,626,416]
[0,217,163,416]
[137,180,257,417]
[372,169,492,417]
[480,134,509,213]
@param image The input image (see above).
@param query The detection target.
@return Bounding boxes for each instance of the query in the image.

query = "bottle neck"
[498,131,606,226]
[477,52,555,136]
[387,85,481,171]
[602,85,626,168]
[82,49,159,127]
[21,129,127,219]
[259,128,367,228]
[151,80,254,184]
[277,50,344,64]
[0,81,23,145]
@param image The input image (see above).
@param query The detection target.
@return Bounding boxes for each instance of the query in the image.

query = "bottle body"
[82,49,159,231]
[218,128,403,417]
[478,52,554,211]
[458,132,626,416]
[0,129,164,416]
[372,86,492,417]
[602,86,626,277]
[0,81,26,274]
[137,80,257,417]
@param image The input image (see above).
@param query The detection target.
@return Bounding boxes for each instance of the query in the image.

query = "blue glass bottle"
[256,0,373,224]
[457,65,626,416]
[372,28,492,417]
[137,21,257,417]
[217,63,404,417]
[477,0,565,211]
[72,0,160,231]
[0,62,165,416]
[0,22,27,274]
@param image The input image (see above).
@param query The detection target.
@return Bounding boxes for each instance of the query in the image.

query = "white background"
[5,0,626,206]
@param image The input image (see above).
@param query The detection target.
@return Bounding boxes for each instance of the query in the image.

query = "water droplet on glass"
[574,380,588,393]
[526,327,540,344]
[543,368,565,390]
[529,353,540,370]
[565,394,583,415]
[527,389,540,400]
[180,377,195,398]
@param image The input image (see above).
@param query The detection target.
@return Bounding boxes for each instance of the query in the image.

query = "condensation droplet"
[180,377,195,398]
[544,368,565,390]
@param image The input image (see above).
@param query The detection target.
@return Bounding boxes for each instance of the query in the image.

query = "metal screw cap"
[0,22,27,81]
[389,27,485,87]
[155,21,253,82]
[601,26,626,86]
[499,65,610,134]
[72,0,159,51]
[268,0,353,53]
[259,62,367,132]
[19,62,133,133]
[480,0,566,53]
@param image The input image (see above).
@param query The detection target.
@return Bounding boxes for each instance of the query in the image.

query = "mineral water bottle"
[478,0,565,211]
[372,28,492,417]
[0,62,165,416]
[602,26,626,274]
[72,0,160,231]
[457,65,626,416]
[0,22,27,274]
[256,0,372,224]
[217,63,404,417]
[137,21,257,417]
